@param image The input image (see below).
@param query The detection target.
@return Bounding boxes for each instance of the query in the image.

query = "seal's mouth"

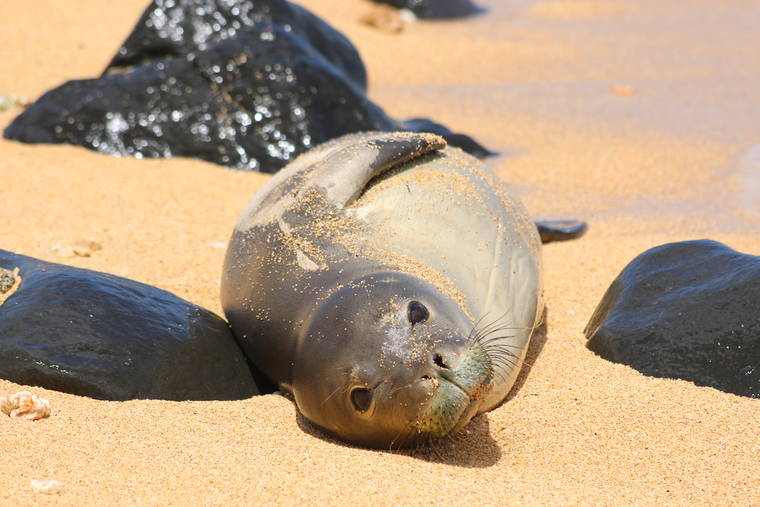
[446,378,486,434]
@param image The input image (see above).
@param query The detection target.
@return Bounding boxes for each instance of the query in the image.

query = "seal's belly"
[348,151,543,407]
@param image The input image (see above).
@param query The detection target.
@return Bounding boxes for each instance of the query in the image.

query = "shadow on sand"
[295,408,501,468]
[414,0,488,20]
[505,306,549,403]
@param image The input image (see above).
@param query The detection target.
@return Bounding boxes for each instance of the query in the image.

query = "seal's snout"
[407,341,493,438]
[428,343,491,392]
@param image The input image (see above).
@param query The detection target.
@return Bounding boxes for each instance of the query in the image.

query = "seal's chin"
[408,376,490,439]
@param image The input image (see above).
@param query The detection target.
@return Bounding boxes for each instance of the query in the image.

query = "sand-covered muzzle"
[410,343,493,439]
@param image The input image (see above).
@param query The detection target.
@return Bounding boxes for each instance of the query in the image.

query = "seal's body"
[222,132,543,448]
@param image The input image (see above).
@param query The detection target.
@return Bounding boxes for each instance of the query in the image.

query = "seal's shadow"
[295,409,501,468]
[505,306,549,403]
[293,309,550,467]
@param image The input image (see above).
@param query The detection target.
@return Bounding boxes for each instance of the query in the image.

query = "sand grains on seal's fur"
[0,391,51,420]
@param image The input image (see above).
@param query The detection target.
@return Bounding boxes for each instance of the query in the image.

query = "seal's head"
[292,272,493,448]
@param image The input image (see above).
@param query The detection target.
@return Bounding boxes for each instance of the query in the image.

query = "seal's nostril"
[433,353,449,369]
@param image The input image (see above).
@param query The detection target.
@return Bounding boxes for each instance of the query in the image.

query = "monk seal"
[221,132,583,448]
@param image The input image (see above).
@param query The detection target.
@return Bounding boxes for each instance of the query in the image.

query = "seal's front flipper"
[307,132,446,207]
[535,220,587,243]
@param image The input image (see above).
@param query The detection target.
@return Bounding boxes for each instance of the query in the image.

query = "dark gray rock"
[0,249,259,401]
[370,0,484,19]
[534,219,587,244]
[4,0,490,172]
[585,240,760,398]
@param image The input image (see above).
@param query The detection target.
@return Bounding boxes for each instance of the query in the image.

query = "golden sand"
[0,0,758,504]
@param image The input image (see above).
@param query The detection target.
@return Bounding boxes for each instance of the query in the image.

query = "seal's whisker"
[486,353,520,364]
[427,437,445,461]
[489,352,534,371]
[483,345,521,359]
[483,348,520,363]
[466,312,493,344]
[388,384,410,397]
[468,314,505,344]
[477,320,534,336]
[494,357,519,367]
[476,326,531,342]
[389,427,407,451]
[486,349,520,361]
[484,345,520,359]
[320,384,346,406]
[413,435,426,455]
[483,343,521,356]
[478,336,520,348]
[473,327,532,352]
[471,312,511,342]
[488,354,521,368]
[490,368,509,384]
[489,360,520,373]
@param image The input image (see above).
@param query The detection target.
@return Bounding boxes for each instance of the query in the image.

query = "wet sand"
[1,0,758,504]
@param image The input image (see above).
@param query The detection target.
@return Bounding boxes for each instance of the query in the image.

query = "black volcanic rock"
[585,240,760,398]
[371,0,484,19]
[106,0,368,90]
[0,249,259,401]
[4,0,489,172]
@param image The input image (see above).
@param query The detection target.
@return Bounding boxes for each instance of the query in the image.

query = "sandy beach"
[1,0,758,504]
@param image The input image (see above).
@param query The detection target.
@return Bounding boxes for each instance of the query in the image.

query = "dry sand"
[1,0,758,504]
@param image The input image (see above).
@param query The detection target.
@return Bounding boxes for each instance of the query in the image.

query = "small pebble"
[398,8,417,23]
[0,391,52,420]
[0,267,17,293]
[611,84,636,97]
[30,479,62,495]
[0,267,20,305]
[52,239,103,258]
[359,5,406,33]
[0,94,31,112]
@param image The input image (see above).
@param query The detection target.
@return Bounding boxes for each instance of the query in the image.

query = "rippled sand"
[0,0,758,504]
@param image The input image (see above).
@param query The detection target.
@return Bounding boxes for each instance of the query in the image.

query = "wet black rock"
[4,0,489,172]
[0,249,259,401]
[371,0,484,19]
[585,240,760,398]
[107,0,368,90]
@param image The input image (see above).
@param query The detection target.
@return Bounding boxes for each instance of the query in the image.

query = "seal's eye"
[407,301,429,326]
[350,387,373,412]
